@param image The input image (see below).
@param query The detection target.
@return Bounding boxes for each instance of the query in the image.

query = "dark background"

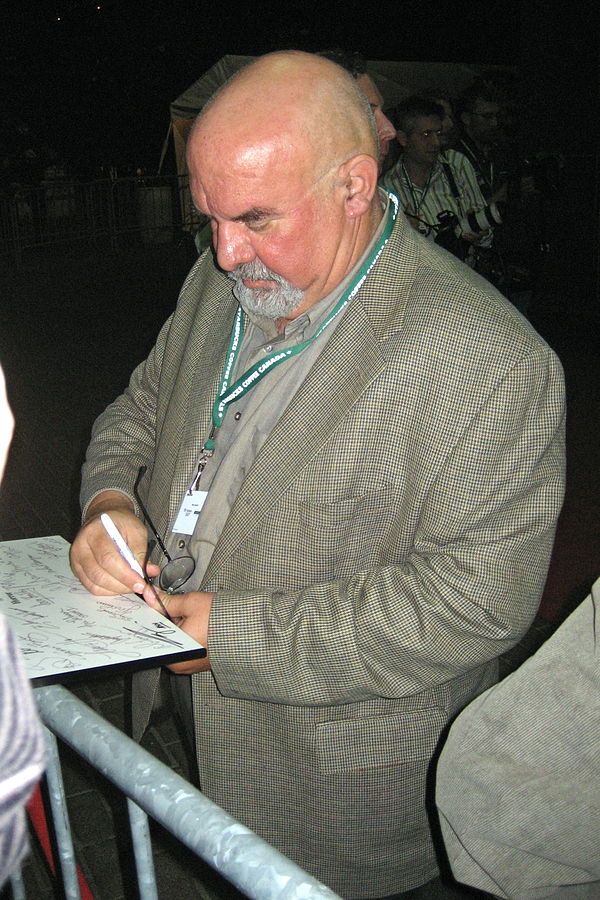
[2,0,597,176]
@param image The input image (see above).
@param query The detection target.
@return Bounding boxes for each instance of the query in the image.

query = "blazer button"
[177,540,186,550]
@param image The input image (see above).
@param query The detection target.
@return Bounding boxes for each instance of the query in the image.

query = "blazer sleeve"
[208,342,566,705]
[0,617,46,889]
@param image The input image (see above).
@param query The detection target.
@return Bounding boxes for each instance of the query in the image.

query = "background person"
[70,52,565,899]
[455,79,509,203]
[420,89,459,150]
[382,96,494,261]
[455,77,554,313]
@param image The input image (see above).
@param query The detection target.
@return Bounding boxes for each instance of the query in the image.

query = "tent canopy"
[169,54,513,179]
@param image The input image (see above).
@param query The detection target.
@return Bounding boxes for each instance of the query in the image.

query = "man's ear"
[338,154,379,219]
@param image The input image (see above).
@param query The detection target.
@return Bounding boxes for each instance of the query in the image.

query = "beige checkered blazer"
[81,213,565,898]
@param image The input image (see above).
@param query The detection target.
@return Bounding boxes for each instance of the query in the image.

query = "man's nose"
[376,110,396,144]
[380,113,397,142]
[213,223,255,271]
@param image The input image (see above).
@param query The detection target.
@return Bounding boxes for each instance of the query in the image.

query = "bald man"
[71,52,565,899]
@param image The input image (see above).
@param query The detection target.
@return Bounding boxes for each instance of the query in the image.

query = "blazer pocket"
[299,484,395,537]
[315,709,447,774]
[297,485,396,574]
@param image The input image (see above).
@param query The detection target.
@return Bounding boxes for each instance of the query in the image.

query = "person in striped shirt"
[381,96,495,263]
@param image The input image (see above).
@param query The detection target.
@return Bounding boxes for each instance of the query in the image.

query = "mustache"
[227,259,287,286]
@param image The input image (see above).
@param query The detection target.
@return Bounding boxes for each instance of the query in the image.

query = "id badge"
[172,490,208,535]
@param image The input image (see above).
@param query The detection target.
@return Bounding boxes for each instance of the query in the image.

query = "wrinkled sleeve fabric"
[0,616,46,889]
[435,580,600,900]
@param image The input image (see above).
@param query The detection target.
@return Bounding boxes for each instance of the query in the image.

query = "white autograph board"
[0,535,205,684]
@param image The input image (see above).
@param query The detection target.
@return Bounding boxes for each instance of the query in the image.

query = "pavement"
[0,198,598,899]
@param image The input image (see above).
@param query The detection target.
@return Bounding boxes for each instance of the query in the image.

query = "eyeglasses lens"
[159,555,196,593]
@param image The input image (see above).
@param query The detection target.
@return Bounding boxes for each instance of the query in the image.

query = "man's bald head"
[190,51,379,182]
[187,51,385,321]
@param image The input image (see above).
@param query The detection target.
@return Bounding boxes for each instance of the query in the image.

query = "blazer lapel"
[203,295,391,581]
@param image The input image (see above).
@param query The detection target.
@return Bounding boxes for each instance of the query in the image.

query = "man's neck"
[402,156,434,187]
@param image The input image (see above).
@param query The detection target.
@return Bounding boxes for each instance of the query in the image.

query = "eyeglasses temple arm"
[134,465,173,562]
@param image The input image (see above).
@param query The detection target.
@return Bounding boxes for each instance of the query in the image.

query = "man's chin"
[242,279,278,291]
[233,282,304,320]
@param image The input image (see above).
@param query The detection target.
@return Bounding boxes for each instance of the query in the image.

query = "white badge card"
[172,490,208,535]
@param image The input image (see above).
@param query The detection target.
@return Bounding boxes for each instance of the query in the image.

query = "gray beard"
[227,259,304,319]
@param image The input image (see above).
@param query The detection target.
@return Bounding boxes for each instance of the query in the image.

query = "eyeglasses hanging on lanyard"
[134,465,196,593]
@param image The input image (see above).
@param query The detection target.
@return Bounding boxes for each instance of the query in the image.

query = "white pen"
[100,512,175,623]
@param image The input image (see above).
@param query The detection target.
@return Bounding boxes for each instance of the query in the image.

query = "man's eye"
[246,220,269,232]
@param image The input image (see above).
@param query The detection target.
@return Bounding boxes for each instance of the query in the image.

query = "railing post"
[127,799,159,900]
[9,199,22,268]
[43,728,82,900]
[109,180,118,253]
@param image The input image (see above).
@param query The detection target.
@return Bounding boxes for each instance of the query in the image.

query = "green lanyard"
[200,191,398,465]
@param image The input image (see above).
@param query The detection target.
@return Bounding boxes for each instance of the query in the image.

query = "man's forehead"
[190,150,308,221]
[191,100,315,182]
[189,118,328,218]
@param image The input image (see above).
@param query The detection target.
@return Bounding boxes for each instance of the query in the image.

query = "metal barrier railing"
[11,685,341,900]
[0,176,202,265]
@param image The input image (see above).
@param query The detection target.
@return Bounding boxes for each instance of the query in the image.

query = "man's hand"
[70,490,159,596]
[141,585,214,674]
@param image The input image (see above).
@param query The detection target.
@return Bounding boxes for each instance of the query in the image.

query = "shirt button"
[234,411,242,421]
[177,540,186,550]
